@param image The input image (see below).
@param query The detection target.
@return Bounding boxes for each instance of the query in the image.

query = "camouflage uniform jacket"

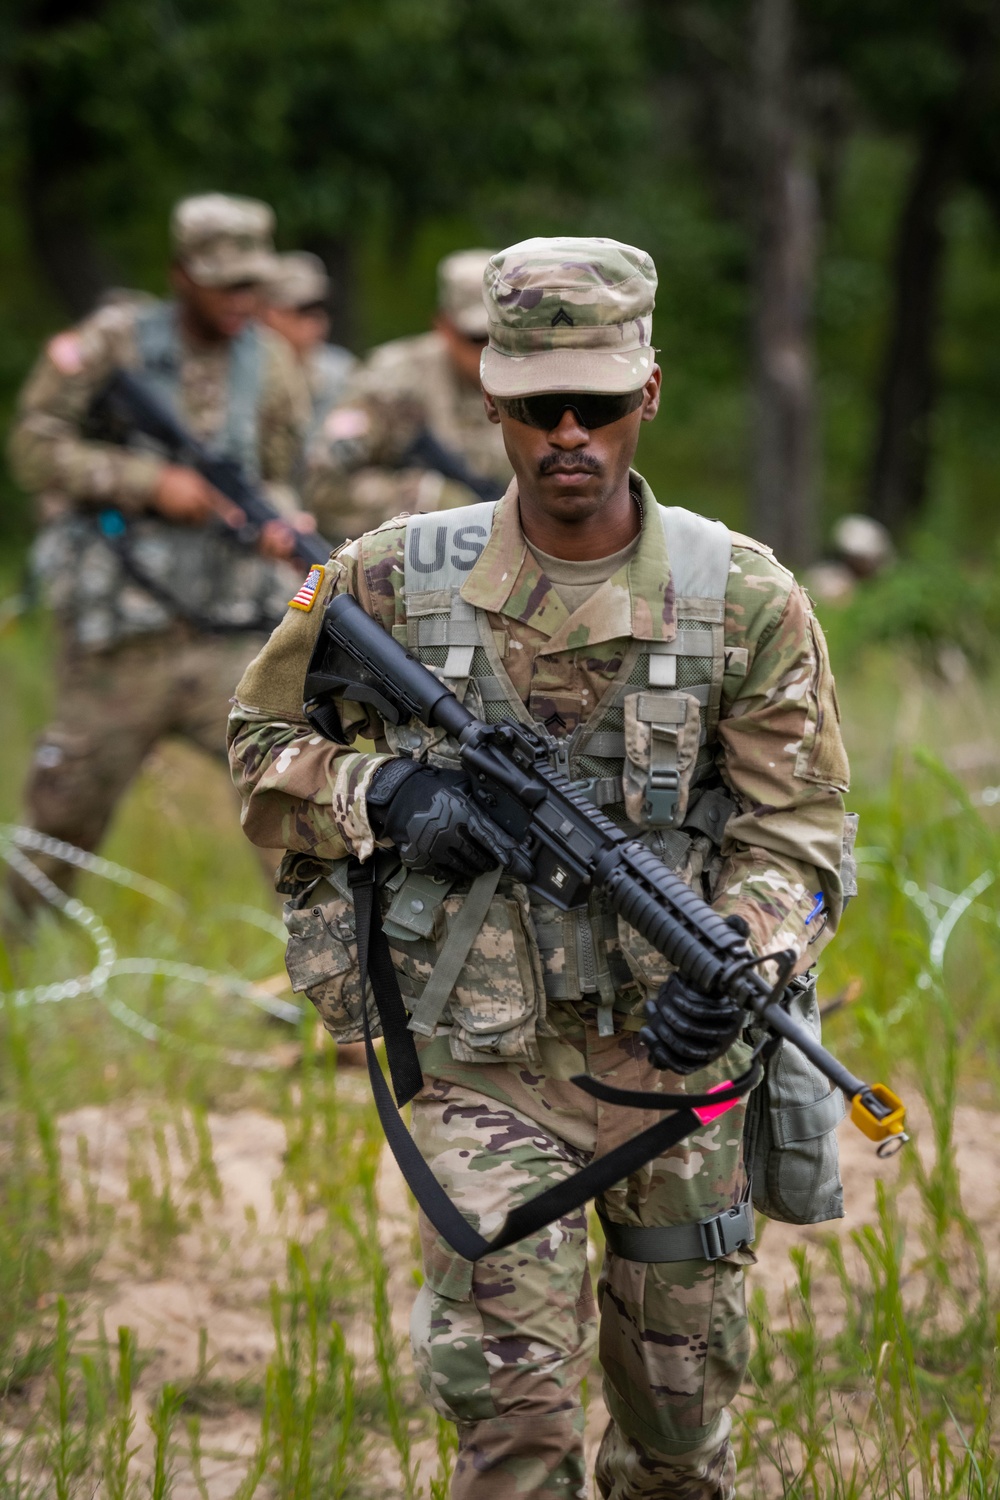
[230,476,849,1061]
[302,330,512,540]
[8,298,311,649]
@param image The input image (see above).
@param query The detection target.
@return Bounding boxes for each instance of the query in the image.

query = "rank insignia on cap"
[289,564,325,612]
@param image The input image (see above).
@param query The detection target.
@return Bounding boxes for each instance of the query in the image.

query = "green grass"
[3,597,1000,1496]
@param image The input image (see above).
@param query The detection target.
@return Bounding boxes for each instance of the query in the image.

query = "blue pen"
[805,892,824,925]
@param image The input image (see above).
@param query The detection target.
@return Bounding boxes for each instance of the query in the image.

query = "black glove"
[367,759,533,881]
[639,916,752,1075]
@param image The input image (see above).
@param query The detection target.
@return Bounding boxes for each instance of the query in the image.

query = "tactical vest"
[387,498,737,1034]
[284,496,847,1226]
[32,302,293,650]
[134,301,263,478]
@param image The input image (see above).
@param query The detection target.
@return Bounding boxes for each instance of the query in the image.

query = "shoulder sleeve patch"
[323,406,370,442]
[47,332,85,376]
[288,564,326,612]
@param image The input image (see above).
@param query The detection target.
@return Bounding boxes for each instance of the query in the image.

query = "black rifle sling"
[348,861,424,1107]
[348,858,761,1264]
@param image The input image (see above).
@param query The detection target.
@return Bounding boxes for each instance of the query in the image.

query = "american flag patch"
[289,564,325,612]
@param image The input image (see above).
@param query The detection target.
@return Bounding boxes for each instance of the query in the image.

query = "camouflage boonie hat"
[171,193,278,287]
[437,249,494,337]
[263,251,330,309]
[480,236,657,397]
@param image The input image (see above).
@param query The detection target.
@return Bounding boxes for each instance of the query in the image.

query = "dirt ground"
[42,1082,991,1498]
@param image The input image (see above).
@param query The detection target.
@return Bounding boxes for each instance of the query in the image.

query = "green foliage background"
[5,6,1000,1488]
[2,0,1000,562]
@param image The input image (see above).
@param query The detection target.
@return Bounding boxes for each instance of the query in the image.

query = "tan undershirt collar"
[526,533,640,617]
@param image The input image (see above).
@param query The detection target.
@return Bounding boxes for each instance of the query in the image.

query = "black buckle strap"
[596,1199,756,1263]
[700,1200,755,1259]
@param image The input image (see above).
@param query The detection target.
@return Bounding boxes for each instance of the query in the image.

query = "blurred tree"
[750,0,817,567]
[637,0,822,563]
[638,0,1000,549]
[11,0,129,314]
[5,0,646,340]
[809,0,1000,537]
[7,0,1000,557]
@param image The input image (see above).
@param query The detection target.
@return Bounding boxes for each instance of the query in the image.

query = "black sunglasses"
[494,389,645,430]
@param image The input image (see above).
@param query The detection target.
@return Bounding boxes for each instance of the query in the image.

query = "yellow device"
[850,1083,908,1156]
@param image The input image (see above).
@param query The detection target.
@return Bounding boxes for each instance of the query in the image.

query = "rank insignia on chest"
[289,565,325,612]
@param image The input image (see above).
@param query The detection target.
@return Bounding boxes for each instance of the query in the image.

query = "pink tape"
[692,1081,740,1125]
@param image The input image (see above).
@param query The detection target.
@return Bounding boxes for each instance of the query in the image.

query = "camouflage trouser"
[410,1008,755,1500]
[10,625,276,911]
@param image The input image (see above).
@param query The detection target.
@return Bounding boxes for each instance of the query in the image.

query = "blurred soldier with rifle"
[303,248,512,542]
[260,251,357,429]
[229,237,867,1498]
[6,192,315,912]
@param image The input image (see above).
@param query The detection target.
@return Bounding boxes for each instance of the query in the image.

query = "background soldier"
[7,192,312,912]
[806,512,895,603]
[303,247,512,541]
[260,251,357,427]
[229,236,851,1499]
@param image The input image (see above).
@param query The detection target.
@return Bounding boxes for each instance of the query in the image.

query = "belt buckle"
[698,1203,754,1260]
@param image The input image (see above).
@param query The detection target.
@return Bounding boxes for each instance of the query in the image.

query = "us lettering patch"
[289,565,325,612]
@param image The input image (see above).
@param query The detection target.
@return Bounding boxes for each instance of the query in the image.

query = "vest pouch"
[616,827,717,993]
[356,864,548,1065]
[281,850,546,1061]
[283,862,377,1044]
[742,973,845,1225]
[622,691,702,830]
[438,880,547,1065]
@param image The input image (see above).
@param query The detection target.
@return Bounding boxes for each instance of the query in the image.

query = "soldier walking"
[260,251,357,428]
[303,248,512,540]
[7,193,313,911]
[229,237,851,1498]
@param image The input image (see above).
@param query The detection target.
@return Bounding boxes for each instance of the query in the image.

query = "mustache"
[537,451,602,477]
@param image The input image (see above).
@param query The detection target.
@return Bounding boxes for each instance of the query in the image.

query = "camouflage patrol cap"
[480,236,657,397]
[832,514,894,574]
[437,249,494,337]
[263,251,330,309]
[171,193,279,287]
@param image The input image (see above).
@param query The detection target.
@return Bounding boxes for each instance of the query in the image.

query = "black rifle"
[89,367,333,571]
[400,427,506,504]
[303,591,908,1262]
